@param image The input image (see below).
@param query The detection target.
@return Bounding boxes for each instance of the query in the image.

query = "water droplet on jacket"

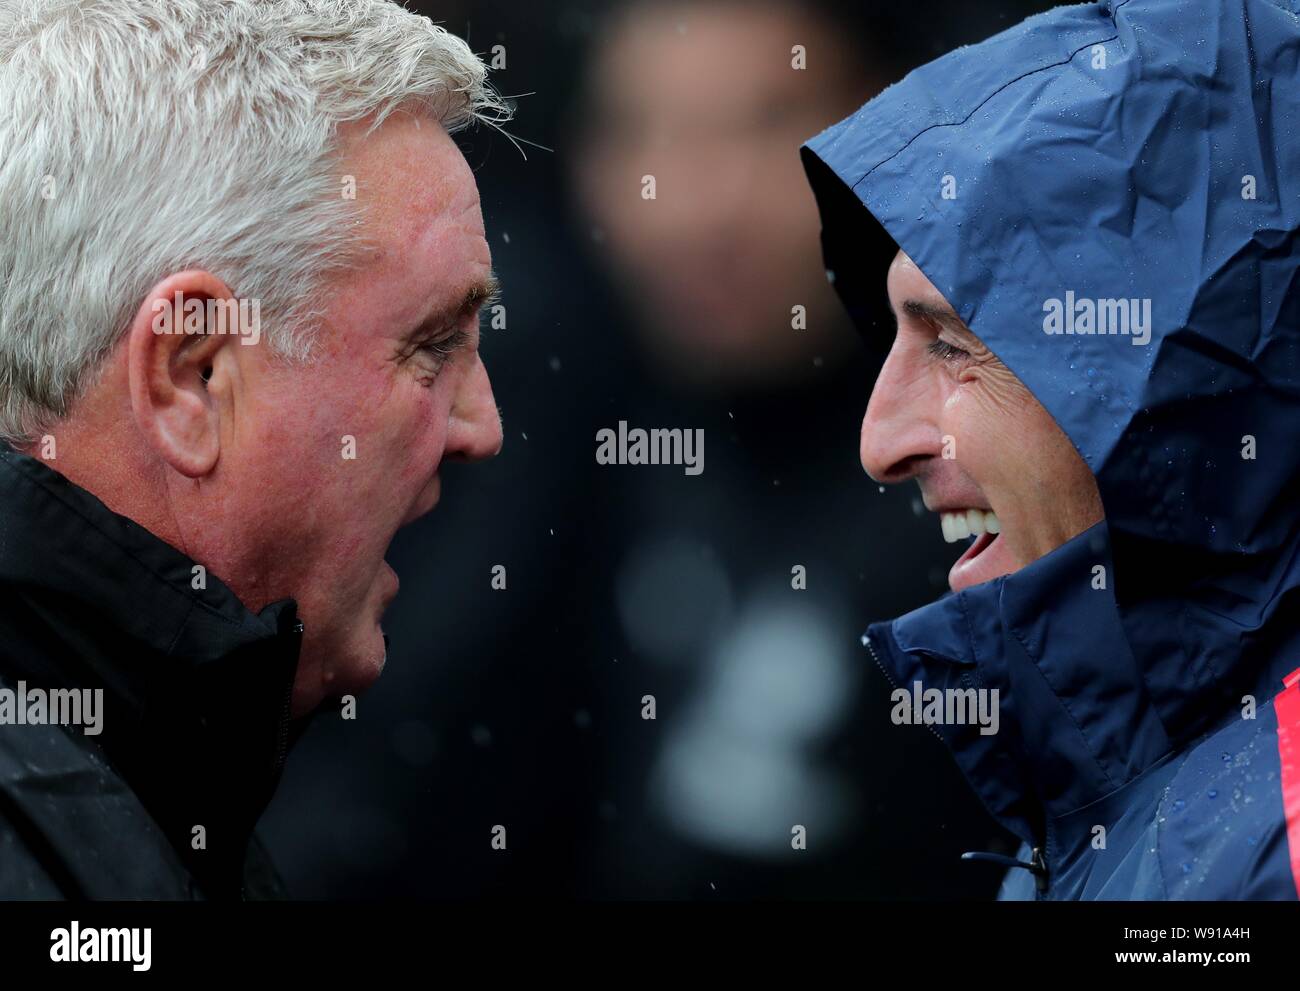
[1207,788,1218,799]
[1172,798,1185,812]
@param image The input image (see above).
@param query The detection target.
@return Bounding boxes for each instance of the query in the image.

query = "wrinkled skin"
[40,111,503,716]
[860,250,1104,591]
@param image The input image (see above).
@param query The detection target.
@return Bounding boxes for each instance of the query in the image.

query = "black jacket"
[0,447,314,899]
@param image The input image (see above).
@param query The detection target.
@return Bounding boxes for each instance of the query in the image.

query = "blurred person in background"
[567,0,1008,896]
[575,0,861,392]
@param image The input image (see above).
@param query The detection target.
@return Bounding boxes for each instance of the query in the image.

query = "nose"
[859,340,942,485]
[444,354,503,463]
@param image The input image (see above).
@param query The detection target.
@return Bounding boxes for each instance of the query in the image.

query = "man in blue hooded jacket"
[802,0,1300,899]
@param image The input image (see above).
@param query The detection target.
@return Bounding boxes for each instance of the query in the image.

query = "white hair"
[0,0,508,443]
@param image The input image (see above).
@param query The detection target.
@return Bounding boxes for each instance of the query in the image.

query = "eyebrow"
[893,298,979,343]
[406,272,502,342]
[460,273,502,316]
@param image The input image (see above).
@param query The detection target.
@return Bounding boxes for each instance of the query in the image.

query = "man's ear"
[127,270,242,478]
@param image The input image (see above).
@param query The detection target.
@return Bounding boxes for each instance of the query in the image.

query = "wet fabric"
[0,448,316,899]
[803,0,1300,898]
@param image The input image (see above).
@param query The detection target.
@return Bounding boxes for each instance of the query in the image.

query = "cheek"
[941,377,1034,488]
[384,378,454,477]
[414,388,451,455]
[250,373,355,474]
[312,366,447,500]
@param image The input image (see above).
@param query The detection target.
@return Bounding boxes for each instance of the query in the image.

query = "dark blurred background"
[260,0,1057,899]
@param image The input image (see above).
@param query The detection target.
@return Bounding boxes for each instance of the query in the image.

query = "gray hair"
[0,0,508,443]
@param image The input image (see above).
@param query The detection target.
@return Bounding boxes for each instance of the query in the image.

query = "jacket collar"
[865,519,1278,845]
[0,448,312,896]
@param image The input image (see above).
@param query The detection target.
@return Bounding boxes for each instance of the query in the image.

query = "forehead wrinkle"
[342,141,465,255]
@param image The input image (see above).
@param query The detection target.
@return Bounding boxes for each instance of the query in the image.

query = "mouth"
[938,508,1008,592]
[375,475,442,616]
[939,508,999,543]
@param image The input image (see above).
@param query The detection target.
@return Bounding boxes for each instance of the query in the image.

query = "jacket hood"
[803,0,1300,841]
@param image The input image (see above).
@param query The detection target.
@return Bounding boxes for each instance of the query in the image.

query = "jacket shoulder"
[0,817,67,898]
[0,720,194,899]
[1157,699,1298,900]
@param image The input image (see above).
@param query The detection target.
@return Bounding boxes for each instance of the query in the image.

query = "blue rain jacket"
[802,0,1300,899]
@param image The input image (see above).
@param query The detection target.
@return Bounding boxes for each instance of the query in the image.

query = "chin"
[320,627,389,699]
[353,629,390,685]
[333,562,398,688]
[290,611,391,716]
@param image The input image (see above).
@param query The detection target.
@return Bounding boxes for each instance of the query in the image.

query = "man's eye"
[415,328,469,374]
[926,338,970,362]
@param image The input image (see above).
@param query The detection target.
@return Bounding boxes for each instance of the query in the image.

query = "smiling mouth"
[939,508,1000,543]
[938,508,1007,591]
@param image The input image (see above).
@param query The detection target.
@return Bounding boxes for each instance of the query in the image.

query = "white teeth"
[940,510,1000,543]
[952,514,969,540]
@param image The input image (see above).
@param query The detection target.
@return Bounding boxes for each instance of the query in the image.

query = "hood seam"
[850,30,1122,193]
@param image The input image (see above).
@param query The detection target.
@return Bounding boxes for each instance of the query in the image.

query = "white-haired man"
[0,0,505,899]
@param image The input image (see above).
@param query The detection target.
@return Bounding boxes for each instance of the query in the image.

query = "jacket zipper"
[961,847,1049,895]
[864,628,1050,896]
[862,629,948,747]
[272,619,303,776]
